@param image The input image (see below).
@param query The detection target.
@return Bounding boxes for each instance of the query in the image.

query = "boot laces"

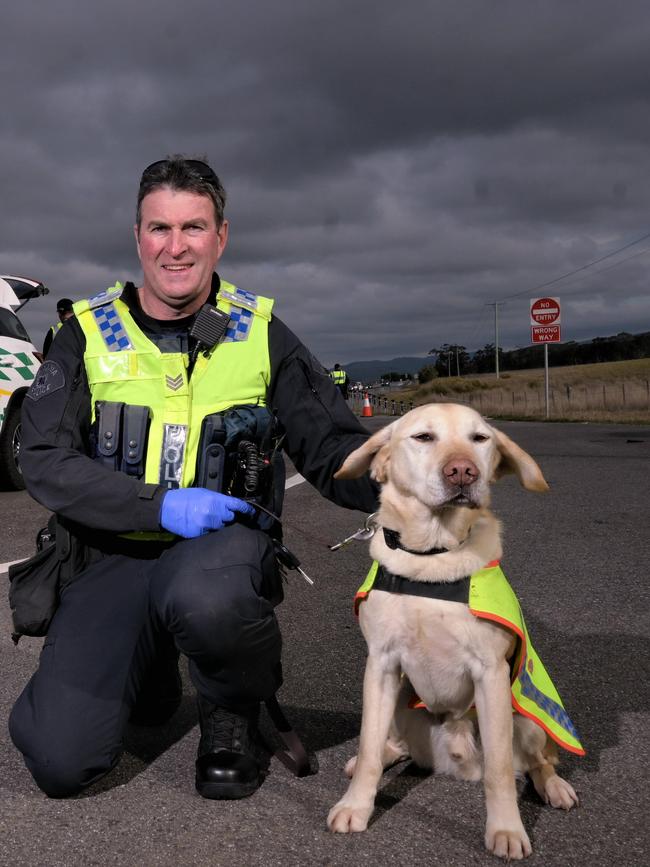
[211,709,247,750]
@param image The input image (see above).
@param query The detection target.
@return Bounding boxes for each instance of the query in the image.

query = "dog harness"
[355,559,585,756]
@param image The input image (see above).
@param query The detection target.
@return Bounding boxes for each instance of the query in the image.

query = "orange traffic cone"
[361,392,373,417]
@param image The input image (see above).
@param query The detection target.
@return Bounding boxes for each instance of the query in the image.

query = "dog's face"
[336,403,548,510]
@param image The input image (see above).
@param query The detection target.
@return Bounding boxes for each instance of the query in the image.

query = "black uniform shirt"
[21,276,378,536]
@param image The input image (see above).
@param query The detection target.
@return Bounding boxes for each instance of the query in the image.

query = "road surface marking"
[0,557,24,574]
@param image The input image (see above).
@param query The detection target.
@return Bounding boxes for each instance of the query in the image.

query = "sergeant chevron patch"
[165,374,184,391]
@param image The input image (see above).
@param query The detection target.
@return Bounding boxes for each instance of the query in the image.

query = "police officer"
[10,156,377,800]
[330,363,349,399]
[42,297,74,356]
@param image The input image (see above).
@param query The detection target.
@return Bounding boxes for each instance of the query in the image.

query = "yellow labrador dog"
[327,403,580,860]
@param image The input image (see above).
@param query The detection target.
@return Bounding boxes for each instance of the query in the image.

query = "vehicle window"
[0,308,31,342]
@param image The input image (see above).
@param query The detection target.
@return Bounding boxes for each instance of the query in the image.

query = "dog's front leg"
[474,661,532,860]
[327,657,400,833]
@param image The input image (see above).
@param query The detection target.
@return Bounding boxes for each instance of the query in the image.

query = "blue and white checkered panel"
[234,287,258,307]
[224,306,253,342]
[92,303,133,351]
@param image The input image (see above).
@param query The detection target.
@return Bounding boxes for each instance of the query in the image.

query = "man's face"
[134,187,228,318]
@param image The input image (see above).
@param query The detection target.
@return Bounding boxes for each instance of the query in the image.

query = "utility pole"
[486,302,505,378]
[455,345,460,377]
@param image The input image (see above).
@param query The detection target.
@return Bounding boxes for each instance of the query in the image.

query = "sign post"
[530,297,561,418]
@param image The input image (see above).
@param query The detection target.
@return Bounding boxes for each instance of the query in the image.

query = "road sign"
[531,297,561,345]
[531,324,561,344]
[530,296,561,325]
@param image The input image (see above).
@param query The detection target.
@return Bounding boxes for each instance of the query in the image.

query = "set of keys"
[274,540,314,585]
[329,513,378,552]
[272,512,379,586]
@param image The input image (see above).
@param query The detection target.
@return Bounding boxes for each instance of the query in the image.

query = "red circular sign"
[531,297,560,324]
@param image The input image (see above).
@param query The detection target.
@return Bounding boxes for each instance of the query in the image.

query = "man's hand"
[160,488,256,538]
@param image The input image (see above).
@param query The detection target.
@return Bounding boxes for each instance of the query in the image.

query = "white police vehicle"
[0,275,48,489]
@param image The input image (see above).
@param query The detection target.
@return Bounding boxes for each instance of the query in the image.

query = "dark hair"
[56,298,73,312]
[136,155,227,229]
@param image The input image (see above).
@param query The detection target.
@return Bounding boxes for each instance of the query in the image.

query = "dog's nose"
[443,458,479,487]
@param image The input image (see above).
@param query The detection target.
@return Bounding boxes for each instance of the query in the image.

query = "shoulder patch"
[26,361,66,402]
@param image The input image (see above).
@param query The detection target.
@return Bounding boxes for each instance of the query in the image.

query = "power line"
[496,229,650,302]
[530,245,650,295]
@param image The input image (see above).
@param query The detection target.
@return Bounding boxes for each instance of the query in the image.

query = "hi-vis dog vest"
[356,560,585,756]
[73,280,273,490]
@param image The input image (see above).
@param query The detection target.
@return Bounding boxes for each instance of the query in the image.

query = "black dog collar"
[373,563,470,603]
[382,527,448,556]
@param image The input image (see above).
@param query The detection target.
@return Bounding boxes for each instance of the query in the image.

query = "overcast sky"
[2,0,650,365]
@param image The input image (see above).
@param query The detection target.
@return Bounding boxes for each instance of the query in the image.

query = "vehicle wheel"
[0,404,26,490]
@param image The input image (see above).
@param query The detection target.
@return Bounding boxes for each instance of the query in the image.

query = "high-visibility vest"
[47,322,63,341]
[73,280,273,490]
[356,560,585,756]
[330,369,347,385]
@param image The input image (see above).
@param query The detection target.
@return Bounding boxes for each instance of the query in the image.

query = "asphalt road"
[0,417,648,866]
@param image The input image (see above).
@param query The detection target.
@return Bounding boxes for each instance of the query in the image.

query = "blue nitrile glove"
[160,488,256,538]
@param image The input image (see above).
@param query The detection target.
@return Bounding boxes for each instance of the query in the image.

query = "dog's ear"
[491,427,549,492]
[334,423,393,480]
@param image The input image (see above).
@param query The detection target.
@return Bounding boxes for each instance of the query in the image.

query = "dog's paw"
[485,824,532,860]
[543,774,579,810]
[327,801,373,833]
[344,755,358,778]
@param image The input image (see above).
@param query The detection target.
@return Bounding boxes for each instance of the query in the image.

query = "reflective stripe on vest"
[73,280,273,490]
[48,322,63,339]
[331,370,346,384]
[355,560,585,756]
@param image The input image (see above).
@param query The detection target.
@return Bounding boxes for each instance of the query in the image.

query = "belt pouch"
[94,400,124,471]
[195,414,227,492]
[121,404,150,477]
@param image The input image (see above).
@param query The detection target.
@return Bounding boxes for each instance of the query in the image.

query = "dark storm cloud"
[2,0,649,363]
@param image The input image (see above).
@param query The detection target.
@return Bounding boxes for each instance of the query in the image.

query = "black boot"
[195,702,268,800]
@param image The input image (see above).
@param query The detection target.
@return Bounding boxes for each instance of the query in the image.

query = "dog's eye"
[412,433,434,442]
[472,433,490,443]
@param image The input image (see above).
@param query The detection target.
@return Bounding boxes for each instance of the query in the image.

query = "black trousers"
[9,524,283,797]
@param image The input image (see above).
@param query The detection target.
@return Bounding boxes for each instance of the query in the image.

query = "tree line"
[420,332,650,382]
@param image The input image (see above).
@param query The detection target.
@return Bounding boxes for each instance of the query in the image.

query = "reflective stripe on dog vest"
[355,560,585,756]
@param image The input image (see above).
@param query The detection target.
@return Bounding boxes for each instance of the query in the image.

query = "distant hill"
[343,356,430,383]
